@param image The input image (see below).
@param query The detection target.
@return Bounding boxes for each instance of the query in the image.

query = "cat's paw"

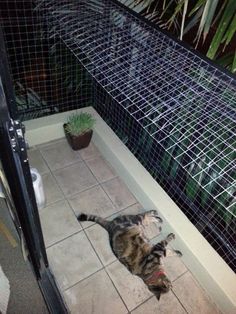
[167,233,175,241]
[175,250,182,257]
[155,215,163,223]
[148,210,163,223]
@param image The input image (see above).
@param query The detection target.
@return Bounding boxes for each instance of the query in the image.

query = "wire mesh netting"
[0,0,93,120]
[1,0,236,271]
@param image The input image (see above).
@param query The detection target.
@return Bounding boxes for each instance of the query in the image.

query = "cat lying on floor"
[78,210,182,300]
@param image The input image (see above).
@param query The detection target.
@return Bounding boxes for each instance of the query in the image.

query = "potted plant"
[64,112,95,150]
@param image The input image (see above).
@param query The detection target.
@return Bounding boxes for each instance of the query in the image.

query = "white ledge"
[25,107,236,314]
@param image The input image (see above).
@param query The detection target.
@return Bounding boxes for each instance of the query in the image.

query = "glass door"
[0,27,67,314]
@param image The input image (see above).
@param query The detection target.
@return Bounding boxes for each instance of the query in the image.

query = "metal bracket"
[8,120,28,163]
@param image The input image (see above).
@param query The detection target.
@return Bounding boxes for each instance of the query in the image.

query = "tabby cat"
[77,210,182,300]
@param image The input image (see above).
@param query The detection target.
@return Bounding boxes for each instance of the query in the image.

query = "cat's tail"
[77,213,108,230]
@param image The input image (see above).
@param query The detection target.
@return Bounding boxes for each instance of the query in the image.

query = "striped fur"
[77,210,182,300]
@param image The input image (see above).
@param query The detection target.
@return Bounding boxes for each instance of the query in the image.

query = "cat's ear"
[155,290,161,301]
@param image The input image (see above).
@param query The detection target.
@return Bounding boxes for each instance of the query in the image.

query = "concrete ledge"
[25,107,236,314]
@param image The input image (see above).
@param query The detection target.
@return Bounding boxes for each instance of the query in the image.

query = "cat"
[77,210,182,300]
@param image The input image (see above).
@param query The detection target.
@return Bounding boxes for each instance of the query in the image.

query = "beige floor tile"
[40,139,81,171]
[79,142,100,160]
[63,269,127,314]
[172,272,221,314]
[47,232,102,290]
[164,255,187,282]
[54,162,97,197]
[42,172,64,206]
[69,185,116,228]
[39,200,81,247]
[106,261,152,311]
[132,291,186,314]
[86,156,116,183]
[102,177,136,210]
[85,224,116,266]
[28,148,49,175]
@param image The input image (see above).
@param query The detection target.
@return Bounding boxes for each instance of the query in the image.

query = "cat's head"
[145,271,172,300]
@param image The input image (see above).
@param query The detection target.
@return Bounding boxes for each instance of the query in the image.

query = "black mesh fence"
[0,0,92,120]
[1,0,235,271]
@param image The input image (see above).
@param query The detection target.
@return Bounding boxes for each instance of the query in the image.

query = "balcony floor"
[29,138,221,314]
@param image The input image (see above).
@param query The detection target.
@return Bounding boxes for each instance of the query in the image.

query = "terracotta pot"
[64,124,93,150]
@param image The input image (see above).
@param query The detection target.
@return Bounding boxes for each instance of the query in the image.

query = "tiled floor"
[28,138,221,314]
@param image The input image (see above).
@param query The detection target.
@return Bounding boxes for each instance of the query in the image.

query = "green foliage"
[124,0,236,72]
[206,0,236,61]
[65,112,95,136]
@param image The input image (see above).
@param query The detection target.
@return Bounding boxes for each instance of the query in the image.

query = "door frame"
[0,27,67,314]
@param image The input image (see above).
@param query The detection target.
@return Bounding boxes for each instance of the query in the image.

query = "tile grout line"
[171,286,189,314]
[83,228,129,312]
[81,229,130,313]
[33,141,221,314]
[103,265,131,314]
[31,144,151,309]
[172,269,189,283]
[62,266,106,292]
[35,146,67,199]
[128,295,154,313]
[83,154,119,183]
[77,202,141,231]
[45,228,84,250]
[36,142,187,313]
[35,142,136,215]
[62,259,119,293]
[99,178,138,215]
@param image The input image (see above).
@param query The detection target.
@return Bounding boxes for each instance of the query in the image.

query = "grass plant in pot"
[64,112,95,150]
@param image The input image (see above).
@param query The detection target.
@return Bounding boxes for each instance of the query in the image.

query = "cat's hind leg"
[165,248,183,257]
[157,233,183,257]
[140,210,163,225]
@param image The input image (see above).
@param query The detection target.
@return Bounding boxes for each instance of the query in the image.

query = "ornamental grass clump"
[65,112,95,136]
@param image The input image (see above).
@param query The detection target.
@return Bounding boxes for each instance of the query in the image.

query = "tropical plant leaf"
[184,6,203,34]
[195,0,219,46]
[232,51,236,73]
[221,12,236,47]
[160,0,176,19]
[202,0,219,41]
[207,0,236,59]
[195,0,210,46]
[188,0,206,17]
[180,0,188,40]
[216,52,235,68]
[167,0,186,28]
